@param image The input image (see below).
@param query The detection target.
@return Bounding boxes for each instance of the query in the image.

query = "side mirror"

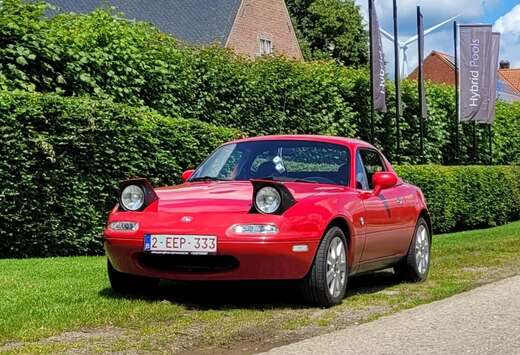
[372,172,398,196]
[181,169,195,182]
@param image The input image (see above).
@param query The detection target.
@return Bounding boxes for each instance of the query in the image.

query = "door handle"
[396,197,404,205]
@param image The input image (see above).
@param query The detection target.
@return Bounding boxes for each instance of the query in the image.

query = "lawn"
[2,221,520,354]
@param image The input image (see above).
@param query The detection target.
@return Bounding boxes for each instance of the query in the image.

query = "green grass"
[2,221,520,353]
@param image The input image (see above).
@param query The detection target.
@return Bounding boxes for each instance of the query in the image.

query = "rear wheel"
[107,259,159,294]
[300,226,348,307]
[394,218,431,282]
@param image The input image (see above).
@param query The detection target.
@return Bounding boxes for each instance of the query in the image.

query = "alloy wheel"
[415,224,430,275]
[326,237,347,298]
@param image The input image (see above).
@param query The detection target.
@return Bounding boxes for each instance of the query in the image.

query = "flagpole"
[488,124,493,164]
[417,6,424,160]
[393,0,401,164]
[473,121,478,163]
[453,21,460,163]
[368,0,375,145]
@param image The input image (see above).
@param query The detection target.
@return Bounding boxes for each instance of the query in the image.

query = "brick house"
[46,0,303,60]
[408,50,520,102]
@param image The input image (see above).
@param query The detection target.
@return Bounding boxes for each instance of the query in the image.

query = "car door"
[356,149,408,261]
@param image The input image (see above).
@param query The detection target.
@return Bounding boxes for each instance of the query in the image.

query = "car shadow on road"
[98,269,400,310]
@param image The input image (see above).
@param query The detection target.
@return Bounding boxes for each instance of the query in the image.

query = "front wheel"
[299,226,348,307]
[107,259,159,294]
[394,217,431,282]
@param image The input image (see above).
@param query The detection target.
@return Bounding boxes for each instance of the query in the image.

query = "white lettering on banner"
[468,39,480,107]
[378,50,385,94]
[470,70,480,107]
[470,39,480,67]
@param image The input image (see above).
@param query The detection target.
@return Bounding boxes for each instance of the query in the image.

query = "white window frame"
[259,37,273,56]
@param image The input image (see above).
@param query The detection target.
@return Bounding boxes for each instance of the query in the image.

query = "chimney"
[500,60,510,69]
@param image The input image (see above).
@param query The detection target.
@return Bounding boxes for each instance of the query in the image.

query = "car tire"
[300,226,348,307]
[394,217,431,282]
[107,259,159,294]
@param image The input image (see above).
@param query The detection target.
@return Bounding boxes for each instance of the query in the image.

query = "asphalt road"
[262,276,520,355]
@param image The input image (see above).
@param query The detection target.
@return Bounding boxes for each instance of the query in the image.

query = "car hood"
[154,181,344,213]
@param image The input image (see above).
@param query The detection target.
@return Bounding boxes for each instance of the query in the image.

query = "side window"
[359,149,386,189]
[355,151,369,190]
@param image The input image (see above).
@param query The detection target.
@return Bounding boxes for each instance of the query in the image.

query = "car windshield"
[190,140,350,186]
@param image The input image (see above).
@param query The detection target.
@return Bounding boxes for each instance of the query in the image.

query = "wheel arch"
[419,209,433,240]
[326,216,354,261]
[323,216,352,247]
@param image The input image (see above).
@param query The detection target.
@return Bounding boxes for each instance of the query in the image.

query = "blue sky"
[354,0,520,77]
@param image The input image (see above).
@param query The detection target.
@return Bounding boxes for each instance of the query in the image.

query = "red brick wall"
[226,0,303,60]
[408,53,455,85]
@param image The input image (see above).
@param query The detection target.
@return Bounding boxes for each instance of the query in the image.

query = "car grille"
[137,253,239,273]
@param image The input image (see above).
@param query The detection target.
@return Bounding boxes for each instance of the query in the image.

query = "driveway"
[262,276,520,355]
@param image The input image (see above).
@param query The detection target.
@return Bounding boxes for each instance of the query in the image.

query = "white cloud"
[494,4,520,68]
[494,3,520,35]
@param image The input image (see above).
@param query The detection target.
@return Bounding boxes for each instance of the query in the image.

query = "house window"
[259,38,273,55]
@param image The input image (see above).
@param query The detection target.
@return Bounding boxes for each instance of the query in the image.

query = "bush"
[2,2,520,166]
[0,91,238,258]
[396,165,520,234]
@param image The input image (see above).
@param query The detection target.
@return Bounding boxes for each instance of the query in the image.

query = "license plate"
[144,234,217,255]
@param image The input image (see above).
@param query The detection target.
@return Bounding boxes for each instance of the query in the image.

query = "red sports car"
[104,135,431,307]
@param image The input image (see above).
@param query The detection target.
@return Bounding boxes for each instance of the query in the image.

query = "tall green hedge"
[2,1,520,166]
[1,1,520,258]
[1,91,518,257]
[396,165,520,234]
[0,91,238,257]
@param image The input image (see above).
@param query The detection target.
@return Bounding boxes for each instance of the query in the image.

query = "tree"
[286,0,368,67]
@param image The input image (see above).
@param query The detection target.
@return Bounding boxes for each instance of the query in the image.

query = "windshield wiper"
[291,179,314,184]
[190,176,229,182]
[254,177,313,183]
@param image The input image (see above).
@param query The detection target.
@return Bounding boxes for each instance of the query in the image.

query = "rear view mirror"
[181,169,195,182]
[372,172,398,195]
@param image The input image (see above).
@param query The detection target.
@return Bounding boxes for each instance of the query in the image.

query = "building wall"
[225,0,303,60]
[408,53,455,85]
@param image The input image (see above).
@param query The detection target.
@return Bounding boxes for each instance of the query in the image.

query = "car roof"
[228,135,375,150]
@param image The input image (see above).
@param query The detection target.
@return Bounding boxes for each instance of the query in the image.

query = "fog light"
[108,221,139,231]
[232,224,279,235]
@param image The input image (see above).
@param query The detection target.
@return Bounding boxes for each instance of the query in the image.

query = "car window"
[192,140,350,186]
[355,151,369,190]
[249,145,349,185]
[359,149,386,189]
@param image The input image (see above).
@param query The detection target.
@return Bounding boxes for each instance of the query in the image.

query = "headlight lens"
[120,185,145,211]
[232,224,279,235]
[108,221,139,231]
[255,186,281,214]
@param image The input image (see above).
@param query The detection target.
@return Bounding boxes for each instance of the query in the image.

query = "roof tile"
[46,0,242,45]
[498,69,520,95]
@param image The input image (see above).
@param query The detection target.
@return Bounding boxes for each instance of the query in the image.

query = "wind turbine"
[380,14,460,78]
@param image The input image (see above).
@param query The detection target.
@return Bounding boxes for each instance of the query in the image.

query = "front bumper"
[104,210,322,280]
[105,237,320,280]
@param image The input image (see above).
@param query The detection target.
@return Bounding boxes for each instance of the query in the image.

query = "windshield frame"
[190,139,352,187]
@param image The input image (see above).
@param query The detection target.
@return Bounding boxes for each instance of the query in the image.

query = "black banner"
[417,7,427,119]
[369,0,387,113]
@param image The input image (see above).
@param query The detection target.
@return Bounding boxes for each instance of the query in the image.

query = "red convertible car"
[104,135,431,307]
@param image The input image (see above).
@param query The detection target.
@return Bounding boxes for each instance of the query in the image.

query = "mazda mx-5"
[104,135,431,307]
